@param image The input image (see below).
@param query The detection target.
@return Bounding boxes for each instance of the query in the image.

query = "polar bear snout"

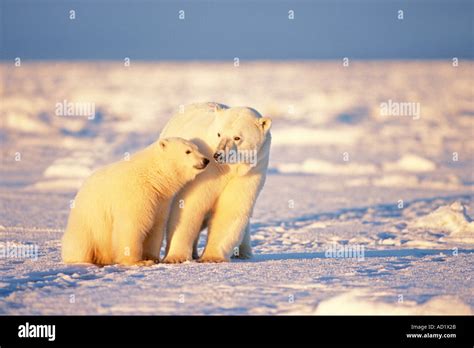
[213,140,237,164]
[213,150,230,164]
[194,157,210,170]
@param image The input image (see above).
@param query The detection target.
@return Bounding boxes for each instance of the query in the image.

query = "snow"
[383,154,436,173]
[271,127,362,146]
[411,202,474,244]
[0,61,473,314]
[275,159,378,175]
[313,290,472,315]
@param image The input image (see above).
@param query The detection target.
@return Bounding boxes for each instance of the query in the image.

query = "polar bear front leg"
[200,178,259,262]
[142,215,167,262]
[163,193,207,263]
[113,220,148,266]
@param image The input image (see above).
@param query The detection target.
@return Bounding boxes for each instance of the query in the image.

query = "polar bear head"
[158,137,209,181]
[210,107,272,173]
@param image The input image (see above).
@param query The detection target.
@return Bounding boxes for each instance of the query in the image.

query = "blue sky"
[1,0,473,60]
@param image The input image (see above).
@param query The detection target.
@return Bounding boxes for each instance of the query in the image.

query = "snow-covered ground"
[0,61,473,315]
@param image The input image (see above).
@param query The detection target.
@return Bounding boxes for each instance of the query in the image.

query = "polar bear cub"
[61,137,209,266]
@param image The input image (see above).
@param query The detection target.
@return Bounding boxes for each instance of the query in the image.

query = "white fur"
[160,102,272,263]
[61,137,208,265]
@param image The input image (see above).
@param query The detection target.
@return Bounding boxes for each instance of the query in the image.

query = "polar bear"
[160,102,272,263]
[61,137,209,266]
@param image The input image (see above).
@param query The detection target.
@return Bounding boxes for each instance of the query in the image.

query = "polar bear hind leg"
[231,223,253,259]
[61,221,94,264]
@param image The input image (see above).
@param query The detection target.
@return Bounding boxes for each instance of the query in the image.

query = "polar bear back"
[160,102,228,140]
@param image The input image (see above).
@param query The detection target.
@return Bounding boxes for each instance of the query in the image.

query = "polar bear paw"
[142,254,160,263]
[163,254,191,264]
[120,259,156,267]
[198,255,228,263]
[137,260,157,266]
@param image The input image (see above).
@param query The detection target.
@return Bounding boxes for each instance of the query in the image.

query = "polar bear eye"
[185,150,191,154]
[217,133,221,138]
[234,136,241,141]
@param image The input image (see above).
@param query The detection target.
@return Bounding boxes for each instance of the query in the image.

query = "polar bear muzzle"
[194,157,210,170]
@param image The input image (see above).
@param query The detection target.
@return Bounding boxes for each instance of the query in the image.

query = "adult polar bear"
[160,102,272,263]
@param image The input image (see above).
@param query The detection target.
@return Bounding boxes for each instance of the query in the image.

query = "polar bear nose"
[202,158,210,167]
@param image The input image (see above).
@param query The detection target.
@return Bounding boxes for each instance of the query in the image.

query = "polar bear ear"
[158,139,167,149]
[258,117,272,134]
